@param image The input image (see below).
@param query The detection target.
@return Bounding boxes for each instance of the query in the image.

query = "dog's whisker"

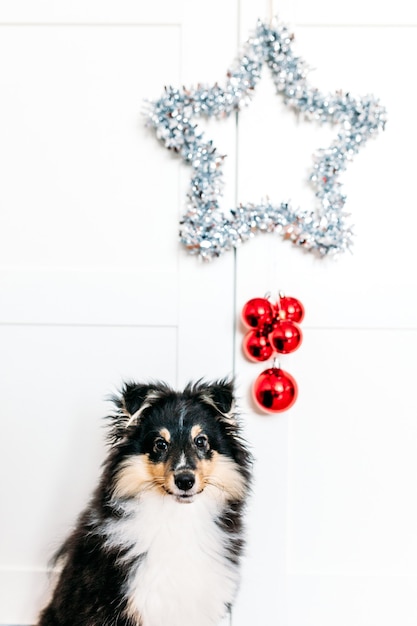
[205,477,226,492]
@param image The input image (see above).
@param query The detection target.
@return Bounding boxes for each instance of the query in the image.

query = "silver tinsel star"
[146,20,386,261]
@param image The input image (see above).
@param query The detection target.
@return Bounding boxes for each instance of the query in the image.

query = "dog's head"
[106,380,251,504]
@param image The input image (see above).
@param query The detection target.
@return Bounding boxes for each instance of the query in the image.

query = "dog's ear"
[107,381,161,444]
[119,382,155,418]
[207,379,235,414]
[197,378,236,422]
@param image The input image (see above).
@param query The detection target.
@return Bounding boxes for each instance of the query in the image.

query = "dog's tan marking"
[198,452,246,501]
[146,457,169,494]
[159,428,171,443]
[114,456,169,499]
[191,424,203,439]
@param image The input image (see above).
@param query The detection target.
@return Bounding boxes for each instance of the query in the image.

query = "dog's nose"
[174,471,195,492]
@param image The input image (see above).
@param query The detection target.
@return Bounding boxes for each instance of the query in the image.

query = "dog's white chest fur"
[106,492,238,626]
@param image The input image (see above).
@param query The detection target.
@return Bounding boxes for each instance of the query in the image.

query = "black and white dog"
[38,379,252,626]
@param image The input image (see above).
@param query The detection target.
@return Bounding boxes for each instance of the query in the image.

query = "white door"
[0,2,238,622]
[233,2,417,626]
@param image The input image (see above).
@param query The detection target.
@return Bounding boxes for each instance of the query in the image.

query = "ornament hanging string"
[269,0,274,24]
[147,19,386,261]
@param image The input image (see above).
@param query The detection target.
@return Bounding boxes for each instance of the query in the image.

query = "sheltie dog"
[38,379,252,626]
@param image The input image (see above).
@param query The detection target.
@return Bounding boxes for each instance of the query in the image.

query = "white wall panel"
[0,0,185,24]
[288,573,417,626]
[289,330,417,577]
[292,0,417,26]
[0,269,178,326]
[234,26,417,329]
[240,0,417,27]
[0,25,180,271]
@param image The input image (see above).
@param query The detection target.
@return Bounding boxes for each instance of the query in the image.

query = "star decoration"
[146,19,386,261]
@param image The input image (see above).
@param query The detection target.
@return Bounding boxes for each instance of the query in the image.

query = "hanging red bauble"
[241,297,274,329]
[269,320,303,354]
[276,296,305,323]
[253,367,298,413]
[242,330,273,362]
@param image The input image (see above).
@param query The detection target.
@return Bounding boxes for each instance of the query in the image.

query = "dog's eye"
[153,438,168,453]
[194,434,208,450]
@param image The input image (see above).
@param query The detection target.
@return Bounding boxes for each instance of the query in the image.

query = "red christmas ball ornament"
[269,320,303,354]
[241,297,274,329]
[276,296,305,323]
[253,367,298,413]
[242,330,273,362]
